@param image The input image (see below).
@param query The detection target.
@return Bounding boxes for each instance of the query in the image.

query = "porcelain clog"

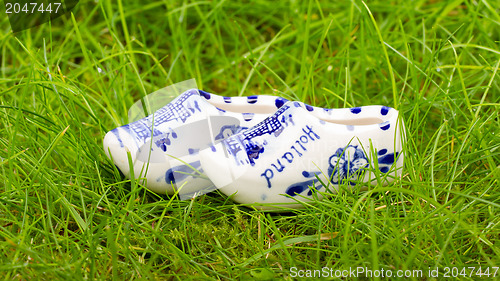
[199,101,404,209]
[103,89,291,195]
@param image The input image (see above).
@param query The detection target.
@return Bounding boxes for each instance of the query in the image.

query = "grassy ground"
[1,0,499,279]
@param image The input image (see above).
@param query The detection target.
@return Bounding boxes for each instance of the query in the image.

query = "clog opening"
[322,117,385,125]
[209,101,280,114]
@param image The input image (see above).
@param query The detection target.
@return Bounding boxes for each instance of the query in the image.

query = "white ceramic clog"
[199,101,404,209]
[103,89,290,195]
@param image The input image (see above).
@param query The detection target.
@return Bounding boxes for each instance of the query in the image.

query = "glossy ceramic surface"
[199,101,404,209]
[103,89,291,195]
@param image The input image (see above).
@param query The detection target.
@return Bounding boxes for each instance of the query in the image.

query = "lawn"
[0,0,499,279]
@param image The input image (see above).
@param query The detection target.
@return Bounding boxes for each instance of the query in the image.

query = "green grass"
[1,0,499,279]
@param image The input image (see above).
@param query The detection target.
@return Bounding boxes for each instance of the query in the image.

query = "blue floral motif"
[154,129,178,152]
[284,146,400,197]
[285,145,369,197]
[328,145,369,185]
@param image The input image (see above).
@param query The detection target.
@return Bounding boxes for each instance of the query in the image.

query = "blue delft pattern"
[285,171,322,197]
[241,103,293,140]
[284,145,368,197]
[162,160,203,185]
[214,125,248,141]
[154,128,178,152]
[376,149,399,173]
[328,145,369,185]
[223,103,295,166]
[117,90,203,151]
[117,90,282,152]
[285,145,400,197]
[151,90,202,124]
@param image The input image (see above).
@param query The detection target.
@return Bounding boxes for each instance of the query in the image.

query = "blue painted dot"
[171,131,177,138]
[242,113,254,121]
[346,125,354,131]
[223,96,232,103]
[302,171,310,177]
[275,97,287,108]
[188,148,199,155]
[211,145,216,152]
[380,122,390,131]
[380,166,389,173]
[261,194,267,201]
[293,102,302,107]
[247,95,258,104]
[161,143,167,152]
[350,107,361,114]
[378,149,387,155]
[381,106,389,115]
[305,104,314,111]
[199,90,211,99]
